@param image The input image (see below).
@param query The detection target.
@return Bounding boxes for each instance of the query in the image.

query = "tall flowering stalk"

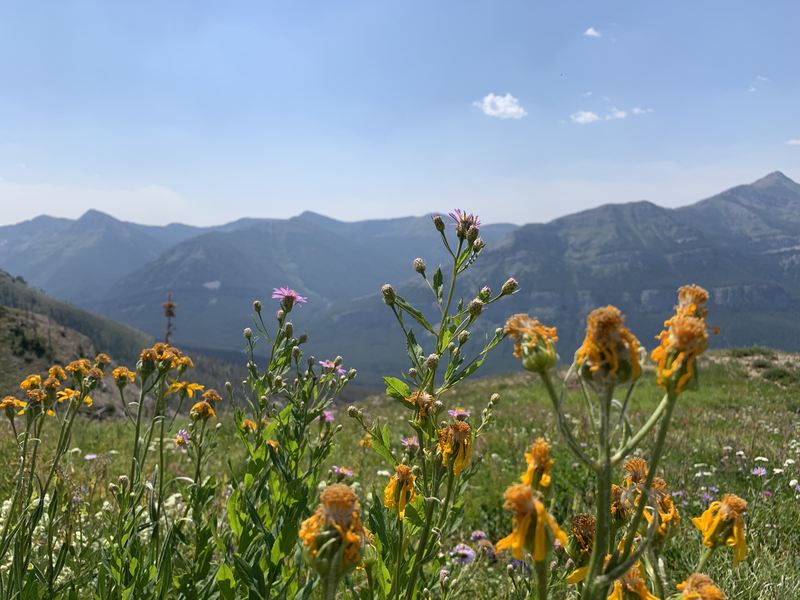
[350,210,517,600]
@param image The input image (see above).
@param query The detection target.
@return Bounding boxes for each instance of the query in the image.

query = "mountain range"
[2,171,799,386]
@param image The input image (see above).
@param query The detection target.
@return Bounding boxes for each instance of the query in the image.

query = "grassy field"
[1,348,798,599]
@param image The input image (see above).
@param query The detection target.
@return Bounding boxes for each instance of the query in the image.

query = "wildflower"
[448,408,470,420]
[470,530,488,542]
[94,353,110,366]
[319,360,346,376]
[66,359,91,376]
[139,348,158,375]
[413,258,426,273]
[521,438,555,489]
[84,454,97,460]
[406,390,435,420]
[384,465,417,519]
[381,284,396,305]
[565,514,595,582]
[272,287,307,310]
[401,436,419,451]
[432,214,446,232]
[20,374,41,390]
[57,388,92,408]
[42,377,61,391]
[242,419,257,431]
[608,564,659,600]
[166,379,204,399]
[332,466,354,480]
[268,440,279,451]
[174,429,190,449]
[299,484,369,583]
[190,401,216,420]
[652,315,709,393]
[576,306,641,383]
[623,458,649,486]
[611,484,629,527]
[1,396,26,418]
[202,389,222,404]
[359,434,373,448]
[450,543,476,565]
[501,278,518,296]
[177,355,194,369]
[112,367,136,386]
[643,478,680,539]
[441,421,473,477]
[49,366,66,381]
[448,209,481,239]
[495,484,567,561]
[751,467,767,477]
[754,456,768,462]
[677,574,727,599]
[468,298,483,317]
[316,410,335,423]
[505,314,558,373]
[692,493,748,566]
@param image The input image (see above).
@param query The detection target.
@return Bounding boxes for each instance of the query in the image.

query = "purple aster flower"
[174,429,190,450]
[315,410,335,423]
[511,559,531,573]
[470,530,487,542]
[319,360,346,376]
[448,408,470,421]
[332,465,353,478]
[707,486,719,494]
[763,490,773,497]
[272,287,307,309]
[752,467,767,477]
[699,493,713,504]
[84,453,97,460]
[450,543,476,565]
[672,490,685,497]
[448,209,481,233]
[401,436,419,449]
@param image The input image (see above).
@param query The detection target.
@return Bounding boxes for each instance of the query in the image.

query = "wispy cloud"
[473,93,528,119]
[749,86,756,92]
[787,139,800,145]
[756,75,769,82]
[584,27,601,38]
[571,111,599,124]
[582,91,593,97]
[606,108,626,120]
[632,107,654,115]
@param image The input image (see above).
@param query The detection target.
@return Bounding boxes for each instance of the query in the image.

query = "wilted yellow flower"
[565,514,595,583]
[692,493,747,567]
[652,316,708,393]
[440,421,472,477]
[242,419,257,431]
[57,388,92,408]
[495,484,567,562]
[359,434,373,448]
[643,478,680,538]
[300,484,369,567]
[42,377,61,391]
[49,366,66,381]
[27,389,47,403]
[190,401,216,419]
[611,484,629,525]
[384,465,417,519]
[577,306,641,380]
[87,368,104,381]
[268,439,279,450]
[20,374,41,390]
[623,457,649,486]
[112,366,135,384]
[505,314,558,372]
[677,574,727,599]
[405,390,434,421]
[608,564,659,600]
[140,348,158,363]
[521,438,555,488]
[202,389,222,404]
[177,356,194,368]
[166,379,204,398]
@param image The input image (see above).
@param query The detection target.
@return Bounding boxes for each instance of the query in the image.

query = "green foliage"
[729,346,777,359]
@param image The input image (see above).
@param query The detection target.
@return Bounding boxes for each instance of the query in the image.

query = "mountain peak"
[751,171,797,189]
[76,209,120,225]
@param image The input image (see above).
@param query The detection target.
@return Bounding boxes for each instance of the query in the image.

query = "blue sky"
[1,0,799,226]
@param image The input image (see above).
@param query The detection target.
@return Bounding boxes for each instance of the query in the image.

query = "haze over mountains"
[2,172,800,386]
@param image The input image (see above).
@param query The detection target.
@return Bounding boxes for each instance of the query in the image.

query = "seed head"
[244,328,252,339]
[408,368,418,379]
[276,309,285,321]
[425,354,440,370]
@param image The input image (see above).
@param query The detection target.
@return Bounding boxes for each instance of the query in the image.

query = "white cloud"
[473,93,528,119]
[570,111,599,124]
[749,86,756,92]
[606,107,626,120]
[632,107,654,115]
[787,140,800,145]
[756,75,769,82]
[584,27,601,37]
[602,96,610,101]
[582,91,593,97]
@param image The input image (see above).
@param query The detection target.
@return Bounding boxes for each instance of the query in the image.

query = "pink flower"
[319,360,346,376]
[272,287,307,309]
[316,410,335,423]
[448,408,470,420]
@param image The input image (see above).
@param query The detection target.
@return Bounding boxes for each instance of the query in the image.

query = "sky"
[1,0,799,227]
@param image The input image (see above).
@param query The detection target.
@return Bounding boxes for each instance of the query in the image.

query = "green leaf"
[406,329,425,374]
[370,420,398,468]
[432,267,444,304]
[395,296,435,334]
[383,377,410,401]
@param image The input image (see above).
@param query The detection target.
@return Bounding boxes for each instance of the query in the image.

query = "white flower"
[736,450,746,457]
[693,463,708,468]
[755,456,769,462]
[773,469,784,474]
[703,471,713,476]
[376,470,391,477]
[790,479,798,487]
[784,459,796,466]
[722,446,733,451]
[694,472,706,478]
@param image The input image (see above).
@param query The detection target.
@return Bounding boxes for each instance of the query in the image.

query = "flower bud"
[253,300,262,313]
[433,400,444,414]
[284,322,293,337]
[458,330,470,344]
[468,298,484,317]
[507,564,515,575]
[108,483,119,494]
[347,368,357,380]
[501,278,519,296]
[448,342,456,353]
[118,475,129,488]
[473,237,486,251]
[432,215,445,232]
[274,376,283,386]
[413,258,426,274]
[348,405,359,418]
[467,225,480,242]
[479,286,492,301]
[440,568,450,585]
[334,356,343,366]
[276,309,285,321]
[490,393,500,404]
[382,284,396,305]
[292,346,301,358]
[425,354,440,370]
[225,381,232,391]
[244,328,252,339]
[408,368,418,379]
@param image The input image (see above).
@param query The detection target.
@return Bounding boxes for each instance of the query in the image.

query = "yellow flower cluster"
[577,306,641,380]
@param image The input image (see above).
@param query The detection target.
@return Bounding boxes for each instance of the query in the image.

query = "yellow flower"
[299,484,369,566]
[692,493,747,567]
[521,438,555,488]
[42,377,61,391]
[57,388,93,407]
[577,306,641,380]
[608,564,659,600]
[242,419,257,431]
[359,434,373,448]
[623,457,649,486]
[140,348,159,363]
[495,484,567,562]
[652,316,708,393]
[202,389,222,404]
[112,366,136,384]
[405,390,434,421]
[643,478,680,538]
[49,366,66,381]
[191,401,216,419]
[268,440,279,450]
[27,389,47,403]
[20,374,41,390]
[1,396,26,416]
[611,484,629,525]
[177,356,194,368]
[441,420,473,477]
[384,465,417,519]
[505,314,559,372]
[677,574,727,600]
[166,379,204,398]
[66,359,91,375]
[565,514,595,583]
[94,353,110,365]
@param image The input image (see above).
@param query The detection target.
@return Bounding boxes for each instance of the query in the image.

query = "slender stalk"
[695,547,715,572]
[534,559,549,600]
[390,517,405,600]
[436,470,456,530]
[611,393,670,466]
[539,372,597,470]
[404,498,436,600]
[129,378,149,485]
[0,419,33,555]
[437,239,464,354]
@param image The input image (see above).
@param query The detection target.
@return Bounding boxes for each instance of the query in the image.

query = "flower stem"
[696,547,715,572]
[535,559,549,600]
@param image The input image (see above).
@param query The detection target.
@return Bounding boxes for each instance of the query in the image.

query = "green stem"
[404,499,436,600]
[437,239,464,354]
[534,559,549,600]
[696,547,715,572]
[390,517,405,600]
[539,371,597,470]
[129,379,149,484]
[436,470,456,530]
[610,393,669,466]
